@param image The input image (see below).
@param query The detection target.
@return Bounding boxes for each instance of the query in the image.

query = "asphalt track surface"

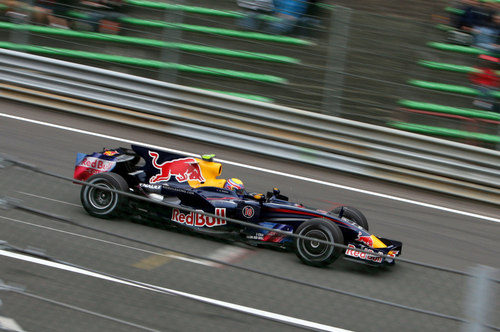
[0,99,499,332]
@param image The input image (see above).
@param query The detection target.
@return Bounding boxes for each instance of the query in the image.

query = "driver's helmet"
[224,178,244,194]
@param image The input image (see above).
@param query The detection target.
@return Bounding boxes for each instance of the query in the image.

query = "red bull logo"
[74,156,116,181]
[356,232,374,247]
[103,150,119,156]
[345,244,383,263]
[171,208,226,227]
[149,152,205,183]
[78,156,116,171]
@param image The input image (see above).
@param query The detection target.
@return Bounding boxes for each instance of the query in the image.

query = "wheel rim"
[88,182,115,210]
[300,228,332,258]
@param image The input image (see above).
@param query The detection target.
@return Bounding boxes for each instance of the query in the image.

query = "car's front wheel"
[294,218,344,267]
[331,206,369,231]
[80,172,129,218]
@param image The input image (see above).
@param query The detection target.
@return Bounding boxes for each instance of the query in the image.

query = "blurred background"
[0,0,499,331]
[0,0,499,148]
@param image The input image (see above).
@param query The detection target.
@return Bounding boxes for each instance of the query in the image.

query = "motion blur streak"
[1,112,498,224]
[0,215,211,266]
[0,250,351,332]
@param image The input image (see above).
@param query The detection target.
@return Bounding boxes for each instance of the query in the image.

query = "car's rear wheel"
[80,172,129,219]
[331,206,369,231]
[294,218,344,267]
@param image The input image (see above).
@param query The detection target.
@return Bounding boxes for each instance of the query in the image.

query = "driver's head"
[224,178,244,194]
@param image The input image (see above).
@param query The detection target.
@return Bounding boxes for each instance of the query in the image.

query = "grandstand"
[1,0,498,148]
[396,2,500,148]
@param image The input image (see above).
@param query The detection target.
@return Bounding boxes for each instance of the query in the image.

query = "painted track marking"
[205,245,254,268]
[0,112,499,224]
[17,191,81,207]
[132,250,177,270]
[0,249,351,332]
[0,215,212,267]
[0,316,25,332]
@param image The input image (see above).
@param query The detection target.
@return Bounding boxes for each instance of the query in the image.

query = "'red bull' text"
[345,244,383,263]
[171,208,226,227]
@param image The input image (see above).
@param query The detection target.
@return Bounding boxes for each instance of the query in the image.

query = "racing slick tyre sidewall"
[294,218,344,267]
[80,172,129,219]
[331,206,369,231]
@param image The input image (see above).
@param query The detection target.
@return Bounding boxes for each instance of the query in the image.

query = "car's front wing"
[343,238,402,266]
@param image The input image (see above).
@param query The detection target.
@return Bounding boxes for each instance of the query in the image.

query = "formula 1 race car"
[74,145,402,267]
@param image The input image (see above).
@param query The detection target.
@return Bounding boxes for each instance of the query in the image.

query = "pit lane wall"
[0,48,499,205]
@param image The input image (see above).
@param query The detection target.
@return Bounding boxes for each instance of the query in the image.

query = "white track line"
[0,316,25,332]
[17,191,81,207]
[1,112,499,224]
[0,249,350,332]
[0,215,211,266]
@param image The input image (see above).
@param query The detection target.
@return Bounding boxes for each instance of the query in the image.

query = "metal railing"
[0,48,499,205]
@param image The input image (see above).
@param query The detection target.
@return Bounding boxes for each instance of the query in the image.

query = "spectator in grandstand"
[294,0,322,38]
[34,0,75,28]
[451,0,475,28]
[469,54,500,112]
[266,0,310,35]
[0,0,29,21]
[236,0,274,32]
[78,0,123,33]
[447,0,476,45]
[447,1,500,50]
[456,0,499,49]
[0,0,48,24]
[456,0,492,30]
[474,12,500,53]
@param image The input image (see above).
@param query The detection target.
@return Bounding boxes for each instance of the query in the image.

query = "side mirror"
[253,193,266,203]
[253,194,266,202]
[338,206,344,218]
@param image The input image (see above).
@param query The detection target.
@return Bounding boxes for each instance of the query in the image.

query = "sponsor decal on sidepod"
[171,208,226,227]
[140,183,162,190]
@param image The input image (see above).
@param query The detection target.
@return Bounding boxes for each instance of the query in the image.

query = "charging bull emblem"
[149,152,205,183]
[356,232,374,247]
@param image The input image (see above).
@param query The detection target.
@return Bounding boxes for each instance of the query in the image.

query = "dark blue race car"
[74,145,402,267]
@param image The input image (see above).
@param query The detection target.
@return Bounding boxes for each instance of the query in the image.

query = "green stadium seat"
[408,79,500,98]
[398,99,500,121]
[64,11,312,46]
[0,41,288,84]
[389,121,500,143]
[427,42,494,55]
[0,22,300,64]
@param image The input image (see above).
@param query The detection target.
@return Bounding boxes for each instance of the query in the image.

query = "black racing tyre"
[331,206,369,231]
[294,218,344,267]
[80,172,129,219]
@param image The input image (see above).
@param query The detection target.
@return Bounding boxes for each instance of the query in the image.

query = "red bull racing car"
[74,145,402,267]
